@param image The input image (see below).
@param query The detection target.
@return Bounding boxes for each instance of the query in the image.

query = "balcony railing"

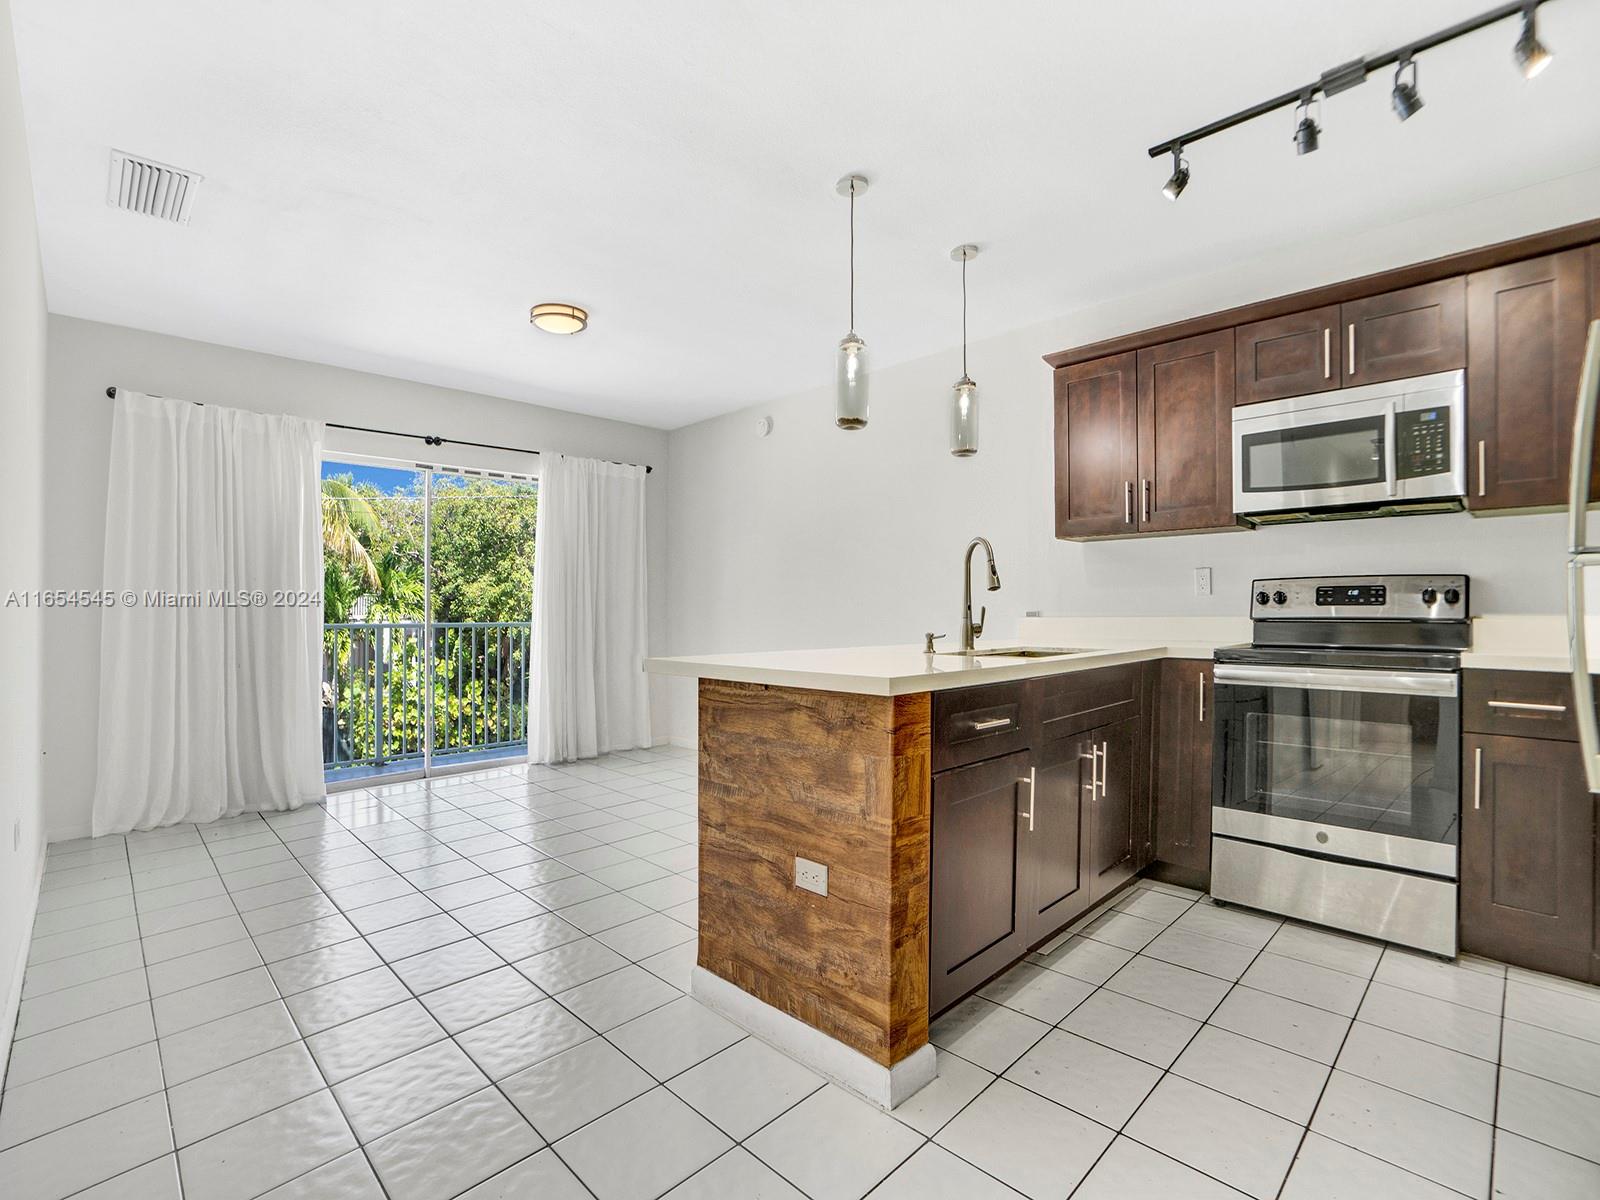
[322,620,532,775]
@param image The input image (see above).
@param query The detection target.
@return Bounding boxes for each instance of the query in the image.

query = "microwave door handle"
[1565,319,1600,792]
[1385,401,1398,498]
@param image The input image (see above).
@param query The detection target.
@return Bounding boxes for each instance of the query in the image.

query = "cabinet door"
[1136,330,1237,533]
[1461,733,1596,981]
[1234,305,1341,405]
[1055,353,1139,538]
[1340,277,1465,386]
[1467,250,1591,511]
[929,750,1032,1014]
[1021,733,1092,944]
[1087,716,1141,902]
[1154,661,1214,882]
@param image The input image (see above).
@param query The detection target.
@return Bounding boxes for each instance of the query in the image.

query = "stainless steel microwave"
[1231,370,1465,519]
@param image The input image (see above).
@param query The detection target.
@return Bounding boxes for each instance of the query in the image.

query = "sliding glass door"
[320,457,537,783]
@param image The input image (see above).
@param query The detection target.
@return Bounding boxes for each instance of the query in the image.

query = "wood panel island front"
[644,642,1203,1106]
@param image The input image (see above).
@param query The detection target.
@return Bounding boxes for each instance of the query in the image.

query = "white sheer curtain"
[528,454,651,763]
[92,390,326,835]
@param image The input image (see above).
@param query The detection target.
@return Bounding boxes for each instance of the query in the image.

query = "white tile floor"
[2,751,1598,1199]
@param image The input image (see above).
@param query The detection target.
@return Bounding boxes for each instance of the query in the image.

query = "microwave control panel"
[1396,407,1452,479]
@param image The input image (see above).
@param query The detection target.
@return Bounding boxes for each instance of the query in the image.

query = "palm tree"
[321,478,381,592]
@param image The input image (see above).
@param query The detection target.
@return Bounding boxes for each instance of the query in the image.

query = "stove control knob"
[1420,587,1438,605]
[1443,587,1461,605]
[1272,590,1288,606]
[1255,590,1271,606]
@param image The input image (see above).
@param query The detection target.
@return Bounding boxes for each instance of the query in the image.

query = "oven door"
[1212,663,1460,878]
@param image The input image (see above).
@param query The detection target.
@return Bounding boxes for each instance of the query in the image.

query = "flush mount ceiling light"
[1392,56,1424,120]
[949,245,981,458]
[834,174,870,431]
[529,303,588,334]
[1147,0,1557,193]
[1513,0,1554,77]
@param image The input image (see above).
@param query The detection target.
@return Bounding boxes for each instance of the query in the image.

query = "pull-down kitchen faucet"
[962,537,1002,651]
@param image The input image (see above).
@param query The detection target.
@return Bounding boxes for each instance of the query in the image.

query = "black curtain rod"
[1147,0,1543,158]
[105,386,652,474]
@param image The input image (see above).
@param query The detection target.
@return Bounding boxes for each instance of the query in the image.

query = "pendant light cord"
[961,255,968,379]
[848,181,856,334]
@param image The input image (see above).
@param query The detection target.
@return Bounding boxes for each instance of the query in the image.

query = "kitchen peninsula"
[644,635,1219,1105]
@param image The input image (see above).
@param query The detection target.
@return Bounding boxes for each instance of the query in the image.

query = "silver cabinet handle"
[1198,674,1206,723]
[1141,479,1151,523]
[1019,767,1036,832]
[1486,699,1568,713]
[1348,323,1356,374]
[1384,401,1398,498]
[1125,480,1133,525]
[1323,327,1331,380]
[1095,742,1107,798]
[1473,745,1483,811]
[1084,746,1098,800]
[1477,440,1486,498]
[1567,319,1600,793]
[970,716,1012,732]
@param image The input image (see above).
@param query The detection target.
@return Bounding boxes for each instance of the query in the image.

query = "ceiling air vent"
[107,150,202,224]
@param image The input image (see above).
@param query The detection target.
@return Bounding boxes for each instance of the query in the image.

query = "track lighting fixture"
[1161,146,1190,201]
[1147,1,1558,192]
[1391,57,1424,120]
[1293,95,1321,156]
[1513,1,1553,78]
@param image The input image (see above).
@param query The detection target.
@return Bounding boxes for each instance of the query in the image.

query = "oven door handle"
[1213,663,1458,698]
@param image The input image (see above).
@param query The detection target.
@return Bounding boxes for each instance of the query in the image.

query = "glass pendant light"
[950,244,980,457]
[835,175,869,430]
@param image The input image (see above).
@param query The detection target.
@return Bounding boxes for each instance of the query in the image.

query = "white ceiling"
[12,1,1600,429]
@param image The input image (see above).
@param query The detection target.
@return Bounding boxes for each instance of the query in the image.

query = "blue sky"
[321,459,422,494]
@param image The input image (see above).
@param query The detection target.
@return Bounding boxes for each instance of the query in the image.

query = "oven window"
[1240,415,1386,493]
[1215,684,1458,845]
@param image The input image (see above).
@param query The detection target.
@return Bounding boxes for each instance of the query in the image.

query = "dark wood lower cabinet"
[928,750,1031,1015]
[1461,732,1596,981]
[1086,716,1139,902]
[1152,661,1214,887]
[1021,733,1091,941]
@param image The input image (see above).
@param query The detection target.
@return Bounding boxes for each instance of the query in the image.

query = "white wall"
[41,316,672,839]
[0,0,47,1081]
[663,169,1600,743]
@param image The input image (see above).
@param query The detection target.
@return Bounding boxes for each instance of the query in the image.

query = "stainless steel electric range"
[1210,574,1468,956]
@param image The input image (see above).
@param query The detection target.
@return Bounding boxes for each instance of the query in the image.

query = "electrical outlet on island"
[794,856,828,896]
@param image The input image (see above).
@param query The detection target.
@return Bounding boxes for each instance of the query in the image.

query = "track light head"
[1391,58,1423,121]
[1293,95,1321,156]
[1513,4,1553,78]
[1161,147,1189,201]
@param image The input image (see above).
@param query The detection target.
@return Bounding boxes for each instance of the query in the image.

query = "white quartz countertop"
[643,643,1178,696]
[646,614,1600,696]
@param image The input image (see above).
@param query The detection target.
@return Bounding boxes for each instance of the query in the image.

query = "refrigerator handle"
[1564,320,1600,792]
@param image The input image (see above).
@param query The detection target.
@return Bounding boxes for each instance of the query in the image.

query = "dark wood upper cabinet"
[1054,353,1138,538]
[1467,250,1592,511]
[928,749,1031,1015]
[1235,305,1341,405]
[1136,330,1237,533]
[1461,732,1596,981]
[1153,660,1214,887]
[1340,277,1466,386]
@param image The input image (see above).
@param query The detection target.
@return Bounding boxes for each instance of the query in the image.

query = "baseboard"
[46,820,92,845]
[690,966,936,1110]
[0,834,46,1090]
[666,735,695,750]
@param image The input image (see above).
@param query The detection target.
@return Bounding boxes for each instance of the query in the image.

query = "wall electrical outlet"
[1194,566,1213,596]
[794,856,828,896]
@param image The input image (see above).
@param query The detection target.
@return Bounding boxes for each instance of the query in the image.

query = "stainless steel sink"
[935,646,1093,658]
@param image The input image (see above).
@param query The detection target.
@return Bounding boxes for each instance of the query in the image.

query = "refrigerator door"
[1564,320,1600,793]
